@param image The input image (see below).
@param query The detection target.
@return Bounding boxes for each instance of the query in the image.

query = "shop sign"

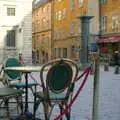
[90,43,98,52]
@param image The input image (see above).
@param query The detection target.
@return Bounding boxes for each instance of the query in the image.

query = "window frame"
[7,7,16,16]
[6,30,16,48]
[100,16,107,31]
[63,48,67,58]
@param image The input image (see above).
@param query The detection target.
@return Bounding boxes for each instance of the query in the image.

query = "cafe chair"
[1,57,38,113]
[0,87,24,118]
[34,58,79,120]
[2,57,38,91]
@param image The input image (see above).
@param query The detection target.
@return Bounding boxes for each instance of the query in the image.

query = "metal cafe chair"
[2,58,38,112]
[34,58,79,120]
[0,87,24,118]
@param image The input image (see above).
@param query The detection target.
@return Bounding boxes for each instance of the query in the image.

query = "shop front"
[98,36,120,57]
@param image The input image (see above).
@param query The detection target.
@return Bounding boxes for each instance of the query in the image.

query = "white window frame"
[70,22,75,35]
[112,16,119,29]
[101,16,107,31]
[70,0,75,10]
[7,7,15,16]
[63,8,67,18]
[58,10,62,20]
[78,0,83,8]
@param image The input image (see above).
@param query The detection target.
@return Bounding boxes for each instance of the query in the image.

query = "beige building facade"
[32,0,52,64]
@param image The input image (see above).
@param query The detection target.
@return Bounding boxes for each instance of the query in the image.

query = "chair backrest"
[47,60,73,93]
[4,58,21,81]
[40,59,79,95]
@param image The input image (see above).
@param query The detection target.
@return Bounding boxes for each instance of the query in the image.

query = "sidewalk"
[1,65,120,120]
[31,65,120,120]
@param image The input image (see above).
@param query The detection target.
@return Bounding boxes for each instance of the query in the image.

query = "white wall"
[0,0,33,64]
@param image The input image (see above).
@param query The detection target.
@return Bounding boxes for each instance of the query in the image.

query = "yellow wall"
[53,0,88,60]
[101,0,120,34]
[32,1,52,63]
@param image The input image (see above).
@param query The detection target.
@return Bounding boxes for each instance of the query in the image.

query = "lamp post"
[77,15,93,69]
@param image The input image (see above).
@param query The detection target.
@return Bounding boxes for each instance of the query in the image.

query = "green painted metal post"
[92,57,99,120]
[77,16,93,69]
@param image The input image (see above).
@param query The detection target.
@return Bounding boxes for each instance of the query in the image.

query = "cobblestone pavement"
[1,65,120,120]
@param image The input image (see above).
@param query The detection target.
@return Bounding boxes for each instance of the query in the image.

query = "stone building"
[0,0,33,64]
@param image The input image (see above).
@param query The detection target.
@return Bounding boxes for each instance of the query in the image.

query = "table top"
[5,66,43,72]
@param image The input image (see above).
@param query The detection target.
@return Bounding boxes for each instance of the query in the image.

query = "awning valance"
[99,36,120,43]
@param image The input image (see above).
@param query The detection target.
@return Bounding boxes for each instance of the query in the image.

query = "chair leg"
[59,104,63,120]
[65,107,71,120]
[65,111,71,120]
[4,98,10,118]
[17,95,24,114]
[43,102,50,120]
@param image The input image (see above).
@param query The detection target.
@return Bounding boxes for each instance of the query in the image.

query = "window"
[47,5,51,12]
[54,48,57,58]
[6,30,16,47]
[58,48,61,57]
[100,16,107,31]
[58,10,62,20]
[70,22,75,35]
[70,0,75,10]
[56,0,62,2]
[78,23,81,33]
[42,17,46,28]
[55,12,58,21]
[63,8,67,18]
[100,0,107,4]
[78,0,83,8]
[42,7,46,13]
[7,8,15,16]
[63,48,67,58]
[112,16,119,29]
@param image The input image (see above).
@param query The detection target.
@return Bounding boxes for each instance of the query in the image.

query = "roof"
[32,0,51,9]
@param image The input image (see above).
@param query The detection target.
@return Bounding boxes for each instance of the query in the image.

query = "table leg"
[25,73,28,113]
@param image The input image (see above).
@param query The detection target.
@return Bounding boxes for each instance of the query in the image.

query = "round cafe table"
[5,66,43,119]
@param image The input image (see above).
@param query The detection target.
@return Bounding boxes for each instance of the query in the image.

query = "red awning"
[99,36,120,43]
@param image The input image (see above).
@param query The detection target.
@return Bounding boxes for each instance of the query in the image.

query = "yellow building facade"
[53,0,99,61]
[32,0,52,64]
[53,0,88,61]
[99,0,120,55]
[32,0,99,62]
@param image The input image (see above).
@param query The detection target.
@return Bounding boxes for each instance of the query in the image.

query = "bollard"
[114,66,119,74]
[104,64,109,71]
[92,57,99,120]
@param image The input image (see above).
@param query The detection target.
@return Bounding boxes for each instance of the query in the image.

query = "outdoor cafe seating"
[3,57,38,93]
[0,57,91,120]
[0,85,24,118]
[0,57,38,118]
